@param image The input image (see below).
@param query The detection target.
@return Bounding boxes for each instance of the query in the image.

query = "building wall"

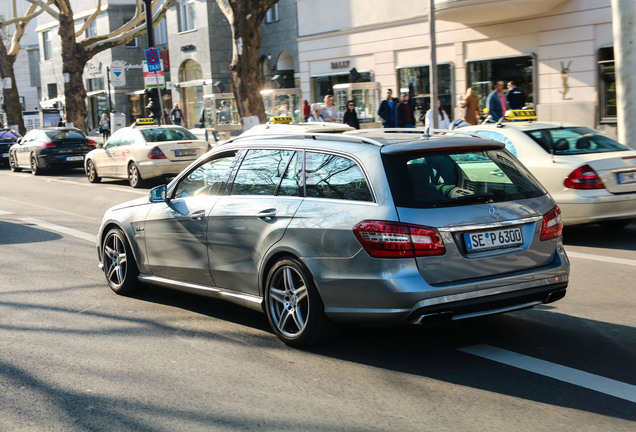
[296,0,617,136]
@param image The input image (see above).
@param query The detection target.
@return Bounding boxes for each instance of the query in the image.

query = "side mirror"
[97,142,104,148]
[149,184,168,203]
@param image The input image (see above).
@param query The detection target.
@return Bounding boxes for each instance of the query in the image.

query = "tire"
[128,162,144,188]
[265,258,339,347]
[86,159,101,183]
[102,228,142,296]
[9,152,21,172]
[30,153,41,175]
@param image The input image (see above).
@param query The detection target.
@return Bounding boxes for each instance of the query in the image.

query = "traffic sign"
[145,48,162,72]
[110,61,126,87]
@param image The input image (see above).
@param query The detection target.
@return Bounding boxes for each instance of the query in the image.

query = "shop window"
[311,72,371,104]
[467,55,534,112]
[598,47,616,123]
[397,63,452,125]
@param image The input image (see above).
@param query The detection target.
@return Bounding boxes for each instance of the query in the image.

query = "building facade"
[297,0,619,137]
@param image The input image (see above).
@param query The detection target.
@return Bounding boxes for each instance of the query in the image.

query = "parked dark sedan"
[9,127,96,174]
[0,128,22,167]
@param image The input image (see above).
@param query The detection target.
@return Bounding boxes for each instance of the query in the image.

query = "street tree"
[28,0,174,132]
[0,3,43,135]
[216,0,280,124]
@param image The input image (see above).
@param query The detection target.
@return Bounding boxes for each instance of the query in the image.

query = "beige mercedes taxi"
[84,118,210,187]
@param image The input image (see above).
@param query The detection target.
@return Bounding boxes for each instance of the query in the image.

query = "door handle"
[257,209,277,221]
[190,209,206,221]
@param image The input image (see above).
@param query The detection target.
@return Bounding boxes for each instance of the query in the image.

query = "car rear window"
[383,149,546,208]
[45,130,87,140]
[0,130,20,140]
[524,127,630,155]
[141,128,198,142]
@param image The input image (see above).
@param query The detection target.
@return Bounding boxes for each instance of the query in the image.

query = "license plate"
[464,227,523,253]
[66,156,84,161]
[175,149,197,157]
[617,171,636,184]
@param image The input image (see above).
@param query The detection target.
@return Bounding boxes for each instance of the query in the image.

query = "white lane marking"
[0,210,12,215]
[566,251,636,267]
[459,344,636,403]
[44,178,92,187]
[19,218,96,243]
[106,186,148,195]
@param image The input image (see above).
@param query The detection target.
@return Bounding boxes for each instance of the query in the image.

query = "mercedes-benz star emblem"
[489,206,501,219]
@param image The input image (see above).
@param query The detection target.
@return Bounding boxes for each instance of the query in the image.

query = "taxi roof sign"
[135,118,156,126]
[504,109,537,121]
[269,116,293,124]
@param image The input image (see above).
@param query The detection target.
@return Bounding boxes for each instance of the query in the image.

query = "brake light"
[564,164,604,189]
[88,140,97,146]
[39,142,56,148]
[147,146,166,159]
[353,220,446,258]
[540,206,563,241]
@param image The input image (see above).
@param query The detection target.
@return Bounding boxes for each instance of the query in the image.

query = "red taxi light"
[540,206,563,241]
[564,164,604,189]
[147,146,167,159]
[353,220,446,258]
[39,142,56,148]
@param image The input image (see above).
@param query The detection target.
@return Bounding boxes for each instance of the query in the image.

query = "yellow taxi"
[237,116,355,138]
[84,118,209,187]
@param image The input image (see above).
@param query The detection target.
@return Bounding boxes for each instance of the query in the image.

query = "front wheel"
[102,228,142,295]
[9,152,21,172]
[85,159,101,183]
[128,162,144,188]
[265,258,339,347]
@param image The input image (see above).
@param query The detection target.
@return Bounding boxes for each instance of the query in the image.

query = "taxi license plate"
[464,227,523,253]
[617,171,636,184]
[175,149,197,157]
[66,156,84,161]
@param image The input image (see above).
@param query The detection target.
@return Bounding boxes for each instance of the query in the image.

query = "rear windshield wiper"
[443,192,495,206]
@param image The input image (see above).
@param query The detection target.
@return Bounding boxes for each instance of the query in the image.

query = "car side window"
[230,149,295,196]
[473,131,517,156]
[304,152,372,201]
[173,152,237,199]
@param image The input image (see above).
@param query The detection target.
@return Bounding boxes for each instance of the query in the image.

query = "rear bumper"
[555,192,636,225]
[137,159,196,179]
[37,153,86,169]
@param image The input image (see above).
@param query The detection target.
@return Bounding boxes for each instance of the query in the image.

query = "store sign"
[331,60,350,70]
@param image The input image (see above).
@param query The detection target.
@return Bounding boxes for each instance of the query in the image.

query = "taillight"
[88,140,97,146]
[39,142,56,148]
[147,146,166,159]
[353,220,446,258]
[564,164,604,189]
[540,206,563,241]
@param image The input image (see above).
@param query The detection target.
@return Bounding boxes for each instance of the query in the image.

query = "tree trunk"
[0,43,25,135]
[58,11,88,132]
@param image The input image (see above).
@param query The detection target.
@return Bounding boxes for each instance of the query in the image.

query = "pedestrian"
[321,94,337,122]
[396,93,415,128]
[342,100,360,129]
[57,117,65,127]
[308,103,325,122]
[424,99,451,129]
[506,81,525,109]
[303,100,311,122]
[485,80,509,122]
[377,88,397,128]
[99,113,110,140]
[459,87,480,125]
[170,103,183,125]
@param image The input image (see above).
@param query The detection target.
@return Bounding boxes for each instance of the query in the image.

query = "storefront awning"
[39,96,65,109]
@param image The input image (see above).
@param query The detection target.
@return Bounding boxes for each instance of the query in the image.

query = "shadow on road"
[563,223,636,251]
[0,220,63,245]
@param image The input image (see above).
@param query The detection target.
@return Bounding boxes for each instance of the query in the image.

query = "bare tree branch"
[73,0,102,37]
[24,0,59,20]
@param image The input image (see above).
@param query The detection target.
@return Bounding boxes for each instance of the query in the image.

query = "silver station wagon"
[96,129,570,347]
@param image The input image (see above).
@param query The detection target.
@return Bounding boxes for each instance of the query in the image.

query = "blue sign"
[145,48,162,72]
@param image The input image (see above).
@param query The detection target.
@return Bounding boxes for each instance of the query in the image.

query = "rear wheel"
[9,152,21,172]
[86,159,101,183]
[128,162,144,188]
[30,153,41,175]
[102,228,142,295]
[265,258,339,347]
